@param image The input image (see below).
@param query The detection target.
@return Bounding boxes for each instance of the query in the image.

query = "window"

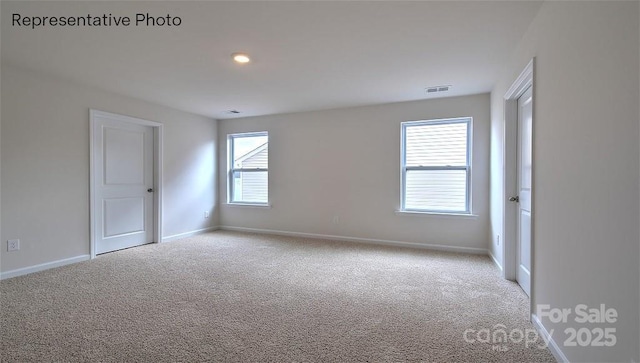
[227,132,269,205]
[401,117,471,214]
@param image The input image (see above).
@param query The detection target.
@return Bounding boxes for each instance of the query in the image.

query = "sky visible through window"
[233,135,268,162]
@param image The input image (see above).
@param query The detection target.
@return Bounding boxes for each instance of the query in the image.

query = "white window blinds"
[401,118,471,213]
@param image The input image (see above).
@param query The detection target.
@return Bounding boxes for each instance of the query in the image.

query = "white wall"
[218,94,490,251]
[490,2,639,362]
[0,64,218,273]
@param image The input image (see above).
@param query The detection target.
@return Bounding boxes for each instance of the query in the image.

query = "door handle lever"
[509,196,519,202]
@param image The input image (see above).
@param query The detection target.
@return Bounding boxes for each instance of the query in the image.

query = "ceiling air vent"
[425,85,451,94]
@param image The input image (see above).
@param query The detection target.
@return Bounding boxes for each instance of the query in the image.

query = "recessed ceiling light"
[232,53,250,64]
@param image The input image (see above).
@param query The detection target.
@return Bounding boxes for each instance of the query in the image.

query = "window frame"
[227,131,269,206]
[400,117,472,215]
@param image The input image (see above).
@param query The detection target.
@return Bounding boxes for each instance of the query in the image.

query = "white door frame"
[503,58,535,301]
[89,109,163,259]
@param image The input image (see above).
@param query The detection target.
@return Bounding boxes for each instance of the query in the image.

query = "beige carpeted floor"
[1,231,555,362]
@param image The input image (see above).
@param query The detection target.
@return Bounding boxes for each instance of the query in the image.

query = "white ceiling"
[2,1,543,119]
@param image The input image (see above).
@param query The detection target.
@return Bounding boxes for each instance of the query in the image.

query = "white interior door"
[516,86,533,296]
[93,115,154,254]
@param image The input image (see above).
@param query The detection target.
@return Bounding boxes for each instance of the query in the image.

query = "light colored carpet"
[1,231,555,362]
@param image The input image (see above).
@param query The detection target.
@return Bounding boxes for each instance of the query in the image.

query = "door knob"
[147,188,154,193]
[509,196,519,202]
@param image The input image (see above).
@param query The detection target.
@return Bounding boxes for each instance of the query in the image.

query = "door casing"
[89,109,163,259]
[503,58,535,310]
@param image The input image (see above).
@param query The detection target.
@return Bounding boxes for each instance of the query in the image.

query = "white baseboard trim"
[488,251,503,272]
[531,313,567,363]
[218,226,488,255]
[161,226,219,243]
[0,254,91,280]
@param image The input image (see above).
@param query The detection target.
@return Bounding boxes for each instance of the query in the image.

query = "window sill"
[225,203,272,209]
[395,210,478,218]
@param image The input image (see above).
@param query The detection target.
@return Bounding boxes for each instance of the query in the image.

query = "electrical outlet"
[496,235,500,246]
[204,211,210,219]
[332,215,340,225]
[7,239,20,252]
